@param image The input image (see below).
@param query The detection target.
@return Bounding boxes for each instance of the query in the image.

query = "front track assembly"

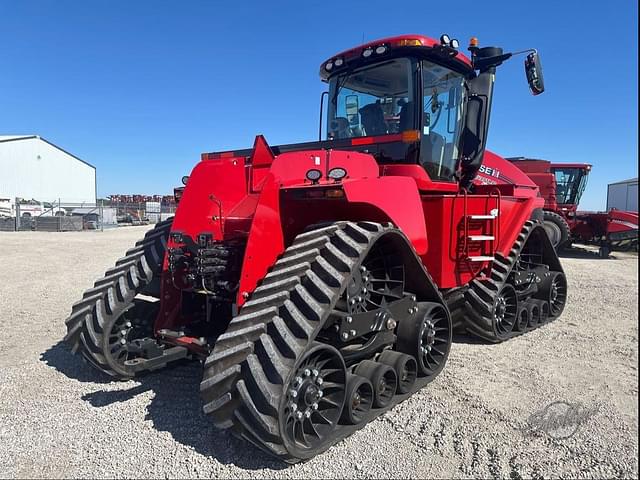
[200,221,453,462]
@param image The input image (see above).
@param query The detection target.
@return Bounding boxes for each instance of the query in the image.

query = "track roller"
[396,302,452,378]
[528,301,540,328]
[377,350,417,394]
[340,374,373,425]
[515,306,529,332]
[354,360,397,408]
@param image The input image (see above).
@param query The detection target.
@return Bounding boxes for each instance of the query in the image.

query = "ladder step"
[467,255,495,262]
[468,235,495,241]
[469,214,496,220]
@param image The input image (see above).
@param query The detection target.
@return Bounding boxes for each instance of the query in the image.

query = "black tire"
[542,211,570,250]
[64,218,172,378]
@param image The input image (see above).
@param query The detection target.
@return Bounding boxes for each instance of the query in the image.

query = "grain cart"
[65,34,566,462]
[502,158,638,254]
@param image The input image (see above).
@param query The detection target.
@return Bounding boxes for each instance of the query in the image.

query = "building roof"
[0,134,95,169]
[609,177,638,186]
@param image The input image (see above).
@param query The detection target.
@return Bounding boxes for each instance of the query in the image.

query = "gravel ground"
[0,227,637,479]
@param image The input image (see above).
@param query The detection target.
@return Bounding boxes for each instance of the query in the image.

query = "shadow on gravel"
[40,341,288,471]
[452,333,493,345]
[557,245,631,260]
[40,341,114,384]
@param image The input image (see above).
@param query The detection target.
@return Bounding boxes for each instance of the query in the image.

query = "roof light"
[328,167,347,180]
[306,169,322,183]
[469,37,479,48]
[396,38,423,47]
[440,34,451,45]
[325,61,334,71]
[375,45,387,54]
[450,38,460,49]
[334,57,344,67]
[362,47,373,58]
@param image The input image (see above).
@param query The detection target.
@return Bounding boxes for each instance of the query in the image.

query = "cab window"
[420,61,465,181]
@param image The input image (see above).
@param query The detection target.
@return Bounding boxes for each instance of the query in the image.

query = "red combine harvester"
[500,158,638,256]
[65,34,567,462]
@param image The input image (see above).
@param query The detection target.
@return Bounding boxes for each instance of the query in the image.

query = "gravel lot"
[0,227,637,479]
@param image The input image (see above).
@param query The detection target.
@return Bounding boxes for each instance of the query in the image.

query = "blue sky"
[1,0,637,210]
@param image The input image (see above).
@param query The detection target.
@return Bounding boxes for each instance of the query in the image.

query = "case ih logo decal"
[479,165,501,178]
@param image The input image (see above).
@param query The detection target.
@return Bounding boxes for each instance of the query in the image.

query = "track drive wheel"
[396,302,452,379]
[280,343,346,459]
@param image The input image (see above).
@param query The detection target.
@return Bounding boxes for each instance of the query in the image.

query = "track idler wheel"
[340,374,374,425]
[378,350,417,394]
[396,302,452,378]
[539,271,568,317]
[281,343,347,458]
[354,360,397,408]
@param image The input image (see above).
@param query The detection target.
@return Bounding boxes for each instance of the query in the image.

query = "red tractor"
[65,34,567,462]
[501,158,639,256]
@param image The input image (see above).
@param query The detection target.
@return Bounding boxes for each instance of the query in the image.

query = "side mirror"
[345,94,359,126]
[181,175,189,185]
[525,51,545,95]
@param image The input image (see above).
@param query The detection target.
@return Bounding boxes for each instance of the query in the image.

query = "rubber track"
[200,221,403,461]
[63,218,172,377]
[458,220,563,342]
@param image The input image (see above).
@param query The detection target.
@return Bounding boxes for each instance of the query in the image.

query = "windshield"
[327,58,414,139]
[554,168,589,205]
[420,60,465,181]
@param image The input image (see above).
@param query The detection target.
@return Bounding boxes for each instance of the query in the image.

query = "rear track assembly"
[64,218,173,378]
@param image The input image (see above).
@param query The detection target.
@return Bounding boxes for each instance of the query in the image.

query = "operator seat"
[359,102,387,136]
[329,117,351,139]
[421,132,446,179]
[398,101,414,132]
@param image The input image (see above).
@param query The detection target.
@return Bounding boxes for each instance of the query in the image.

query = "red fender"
[236,173,285,305]
[342,176,428,255]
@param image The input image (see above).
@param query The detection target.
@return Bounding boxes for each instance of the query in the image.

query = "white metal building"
[0,135,96,204]
[607,177,638,212]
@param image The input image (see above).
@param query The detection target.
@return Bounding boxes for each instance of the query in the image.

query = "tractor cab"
[321,34,545,187]
[550,164,591,209]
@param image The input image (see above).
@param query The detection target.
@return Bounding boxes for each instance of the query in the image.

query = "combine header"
[65,34,567,461]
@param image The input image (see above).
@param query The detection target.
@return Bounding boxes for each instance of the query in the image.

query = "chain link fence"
[0,198,176,232]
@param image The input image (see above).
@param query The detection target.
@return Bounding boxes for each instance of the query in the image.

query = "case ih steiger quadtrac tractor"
[64,34,567,462]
